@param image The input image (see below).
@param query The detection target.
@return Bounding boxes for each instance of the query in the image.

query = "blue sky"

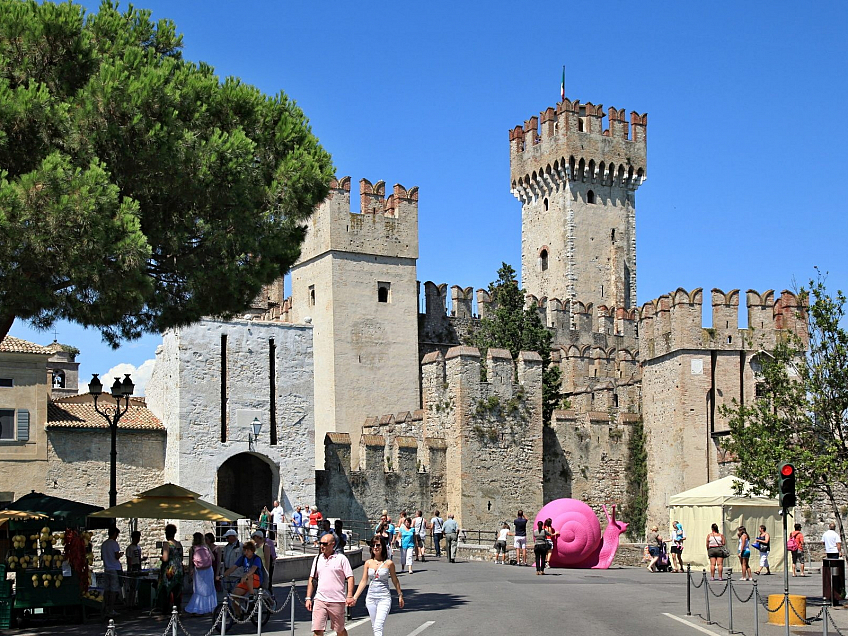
[10,0,848,393]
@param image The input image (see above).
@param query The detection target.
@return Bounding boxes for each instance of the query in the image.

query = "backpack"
[193,545,213,569]
[786,535,798,552]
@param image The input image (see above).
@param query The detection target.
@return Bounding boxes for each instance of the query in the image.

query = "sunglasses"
[319,541,333,546]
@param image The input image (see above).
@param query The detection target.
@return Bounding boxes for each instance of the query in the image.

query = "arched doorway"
[217,453,274,519]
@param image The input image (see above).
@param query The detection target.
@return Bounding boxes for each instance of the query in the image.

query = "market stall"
[2,493,108,627]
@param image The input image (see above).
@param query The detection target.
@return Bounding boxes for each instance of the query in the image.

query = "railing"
[684,565,844,636]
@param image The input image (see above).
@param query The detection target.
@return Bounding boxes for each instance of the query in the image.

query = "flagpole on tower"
[561,65,566,102]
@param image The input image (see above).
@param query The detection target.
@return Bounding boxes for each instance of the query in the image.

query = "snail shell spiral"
[535,499,602,567]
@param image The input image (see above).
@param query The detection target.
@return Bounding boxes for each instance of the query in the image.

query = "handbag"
[720,546,730,559]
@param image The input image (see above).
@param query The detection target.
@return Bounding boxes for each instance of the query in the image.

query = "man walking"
[430,511,444,558]
[513,510,528,566]
[305,534,355,636]
[292,506,304,543]
[443,514,459,563]
[270,500,285,541]
[822,522,842,560]
[412,510,428,562]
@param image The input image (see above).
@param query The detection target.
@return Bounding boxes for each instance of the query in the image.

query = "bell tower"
[510,100,647,310]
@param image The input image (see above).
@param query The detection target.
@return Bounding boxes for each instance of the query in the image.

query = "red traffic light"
[780,464,795,477]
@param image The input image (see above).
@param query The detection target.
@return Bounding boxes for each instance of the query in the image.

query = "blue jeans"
[433,533,442,556]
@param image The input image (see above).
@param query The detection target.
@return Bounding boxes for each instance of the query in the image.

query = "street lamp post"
[249,417,263,452]
[88,373,134,508]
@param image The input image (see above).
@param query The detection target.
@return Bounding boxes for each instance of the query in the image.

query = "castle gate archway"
[217,453,274,519]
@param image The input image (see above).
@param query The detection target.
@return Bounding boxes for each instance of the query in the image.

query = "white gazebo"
[668,476,786,572]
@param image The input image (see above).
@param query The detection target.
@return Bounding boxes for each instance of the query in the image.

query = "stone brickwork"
[639,288,807,529]
[146,318,316,525]
[510,100,646,310]
[318,346,543,531]
[288,177,420,468]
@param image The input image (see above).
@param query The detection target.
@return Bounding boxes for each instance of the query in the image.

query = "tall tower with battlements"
[510,100,647,310]
[289,177,421,468]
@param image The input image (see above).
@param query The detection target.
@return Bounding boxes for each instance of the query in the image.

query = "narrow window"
[52,370,65,389]
[578,118,585,132]
[587,190,596,204]
[543,198,549,211]
[309,285,315,306]
[0,409,14,440]
[539,249,548,272]
[613,394,619,407]
[600,285,604,298]
[269,338,277,446]
[610,228,616,243]
[220,334,228,443]
[0,378,12,388]
[727,335,732,344]
[377,282,391,303]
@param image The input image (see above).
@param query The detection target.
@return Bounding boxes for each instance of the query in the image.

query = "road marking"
[662,613,724,636]
[406,621,436,636]
[327,617,370,634]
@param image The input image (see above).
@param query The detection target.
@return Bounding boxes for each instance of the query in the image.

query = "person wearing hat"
[221,529,241,593]
[251,530,271,591]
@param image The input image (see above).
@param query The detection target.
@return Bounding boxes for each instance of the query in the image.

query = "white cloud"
[98,359,156,397]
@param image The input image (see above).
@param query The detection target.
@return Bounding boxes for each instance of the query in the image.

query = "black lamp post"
[88,373,134,507]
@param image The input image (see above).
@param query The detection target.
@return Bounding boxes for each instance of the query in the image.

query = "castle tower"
[289,177,420,467]
[510,100,647,309]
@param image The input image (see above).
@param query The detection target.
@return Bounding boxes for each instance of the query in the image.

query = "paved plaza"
[12,554,848,636]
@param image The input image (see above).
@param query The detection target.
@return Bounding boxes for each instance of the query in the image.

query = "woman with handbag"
[185,532,217,615]
[706,523,727,581]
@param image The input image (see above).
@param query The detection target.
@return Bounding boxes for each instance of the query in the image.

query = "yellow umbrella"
[90,483,241,522]
[0,510,49,527]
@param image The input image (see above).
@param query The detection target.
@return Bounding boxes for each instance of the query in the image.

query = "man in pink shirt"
[304,533,354,636]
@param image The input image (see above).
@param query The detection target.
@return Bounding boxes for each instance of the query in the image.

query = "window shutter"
[16,410,29,442]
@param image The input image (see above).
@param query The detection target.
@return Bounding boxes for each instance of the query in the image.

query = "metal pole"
[783,509,789,636]
[172,606,178,636]
[704,570,711,624]
[290,580,295,636]
[256,589,262,636]
[221,602,227,636]
[728,570,734,634]
[753,579,759,636]
[823,605,828,636]
[106,618,116,636]
[109,404,119,508]
[686,564,692,616]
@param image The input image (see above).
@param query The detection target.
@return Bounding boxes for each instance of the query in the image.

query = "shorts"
[791,550,805,564]
[495,540,507,553]
[236,574,261,592]
[739,549,751,559]
[707,547,725,559]
[648,546,660,557]
[514,536,527,549]
[104,570,121,593]
[312,599,346,633]
[414,535,424,548]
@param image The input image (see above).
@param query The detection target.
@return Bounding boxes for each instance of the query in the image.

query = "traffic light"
[779,463,796,509]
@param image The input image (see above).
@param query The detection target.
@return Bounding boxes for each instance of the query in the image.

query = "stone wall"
[45,428,166,566]
[146,318,316,528]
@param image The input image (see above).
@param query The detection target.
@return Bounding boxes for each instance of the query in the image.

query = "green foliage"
[624,418,648,540]
[721,272,848,548]
[469,263,563,425]
[0,0,334,345]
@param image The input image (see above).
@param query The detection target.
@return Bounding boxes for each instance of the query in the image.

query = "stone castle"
[1,92,809,538]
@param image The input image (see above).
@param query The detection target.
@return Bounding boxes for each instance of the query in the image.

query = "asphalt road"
[12,553,848,636]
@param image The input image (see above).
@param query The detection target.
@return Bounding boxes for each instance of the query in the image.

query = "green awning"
[6,492,109,529]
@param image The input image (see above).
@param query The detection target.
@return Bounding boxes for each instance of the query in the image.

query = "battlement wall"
[510,99,648,203]
[295,176,419,264]
[639,288,807,359]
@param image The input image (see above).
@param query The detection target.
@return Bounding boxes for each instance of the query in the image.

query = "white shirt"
[822,529,841,553]
[101,538,122,571]
[271,505,285,526]
[498,528,509,542]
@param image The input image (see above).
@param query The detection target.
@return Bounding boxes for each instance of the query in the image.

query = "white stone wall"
[146,319,316,518]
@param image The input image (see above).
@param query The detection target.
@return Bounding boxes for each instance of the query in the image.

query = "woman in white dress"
[351,536,404,636]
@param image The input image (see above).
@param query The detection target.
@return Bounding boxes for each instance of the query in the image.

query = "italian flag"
[561,66,565,101]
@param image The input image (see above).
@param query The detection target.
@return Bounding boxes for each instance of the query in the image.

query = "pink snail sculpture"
[534,500,628,569]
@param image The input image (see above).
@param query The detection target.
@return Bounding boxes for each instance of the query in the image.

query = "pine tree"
[0,1,334,345]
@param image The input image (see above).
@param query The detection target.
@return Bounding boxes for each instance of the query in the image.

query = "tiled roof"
[47,402,164,431]
[0,336,53,355]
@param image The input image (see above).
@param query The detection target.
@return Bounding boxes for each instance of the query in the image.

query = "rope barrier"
[689,572,706,589]
[826,606,847,636]
[757,591,786,613]
[731,583,756,603]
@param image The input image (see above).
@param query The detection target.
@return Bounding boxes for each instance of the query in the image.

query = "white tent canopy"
[669,476,787,572]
